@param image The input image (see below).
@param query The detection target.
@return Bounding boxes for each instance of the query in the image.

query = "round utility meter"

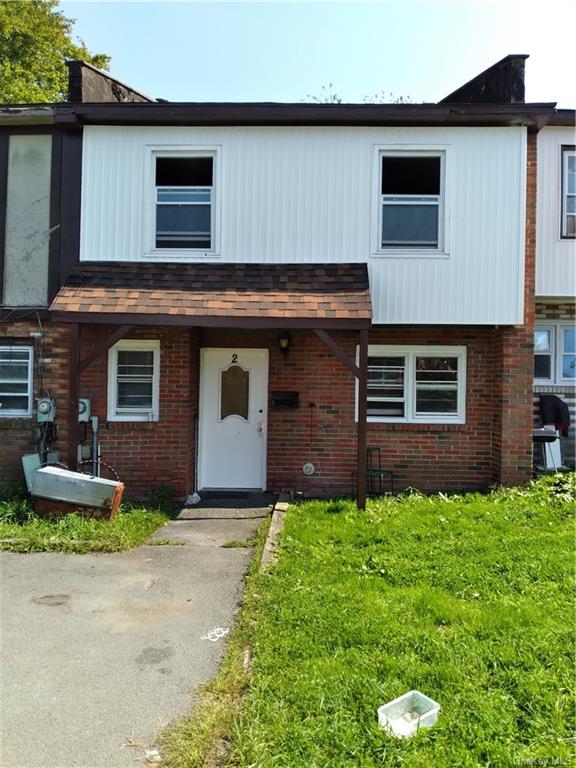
[302,462,315,476]
[78,400,87,415]
[37,399,52,415]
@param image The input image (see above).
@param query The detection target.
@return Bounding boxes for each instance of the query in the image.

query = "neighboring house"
[534,112,576,464]
[0,55,568,505]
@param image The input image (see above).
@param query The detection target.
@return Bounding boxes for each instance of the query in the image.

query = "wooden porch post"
[357,328,369,510]
[67,323,80,471]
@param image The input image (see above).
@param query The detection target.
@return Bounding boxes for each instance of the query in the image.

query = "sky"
[60,0,576,107]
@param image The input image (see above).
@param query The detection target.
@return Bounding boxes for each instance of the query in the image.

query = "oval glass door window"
[220,364,249,420]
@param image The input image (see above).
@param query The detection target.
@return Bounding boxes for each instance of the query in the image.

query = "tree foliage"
[0,0,110,103]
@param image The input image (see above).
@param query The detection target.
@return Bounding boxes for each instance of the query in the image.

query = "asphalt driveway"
[0,507,268,768]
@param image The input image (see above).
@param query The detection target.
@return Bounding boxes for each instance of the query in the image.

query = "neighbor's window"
[359,345,466,423]
[561,146,575,239]
[534,327,553,381]
[561,327,575,380]
[155,155,213,249]
[0,346,33,417]
[534,325,576,382]
[380,153,443,250]
[107,340,160,421]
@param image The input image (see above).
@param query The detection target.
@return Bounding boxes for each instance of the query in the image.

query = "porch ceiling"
[50,262,372,329]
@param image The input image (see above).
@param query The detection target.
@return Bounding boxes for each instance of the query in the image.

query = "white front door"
[198,348,268,490]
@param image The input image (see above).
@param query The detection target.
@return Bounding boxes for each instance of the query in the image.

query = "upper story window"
[358,345,466,424]
[534,325,575,383]
[561,146,575,239]
[156,156,213,249]
[0,346,33,418]
[375,151,445,255]
[145,147,220,257]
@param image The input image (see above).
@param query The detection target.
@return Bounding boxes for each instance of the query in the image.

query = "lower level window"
[360,345,466,423]
[107,340,160,421]
[0,346,33,417]
[534,325,576,382]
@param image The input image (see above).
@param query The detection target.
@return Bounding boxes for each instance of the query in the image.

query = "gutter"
[53,102,557,130]
[0,106,54,126]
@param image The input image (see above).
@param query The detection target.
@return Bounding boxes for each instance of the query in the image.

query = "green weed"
[0,503,168,553]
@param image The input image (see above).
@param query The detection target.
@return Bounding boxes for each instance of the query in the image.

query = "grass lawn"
[162,474,574,768]
[0,485,168,553]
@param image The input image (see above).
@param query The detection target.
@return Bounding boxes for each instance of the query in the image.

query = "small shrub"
[0,481,28,502]
[148,484,177,514]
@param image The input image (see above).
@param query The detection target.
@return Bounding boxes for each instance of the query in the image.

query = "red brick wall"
[1,319,534,499]
[491,131,537,486]
[78,325,196,499]
[200,327,512,496]
[0,321,70,485]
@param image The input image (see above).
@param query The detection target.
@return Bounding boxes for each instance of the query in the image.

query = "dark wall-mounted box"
[271,391,299,408]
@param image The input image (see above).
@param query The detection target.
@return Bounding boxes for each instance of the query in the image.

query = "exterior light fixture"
[278,333,290,358]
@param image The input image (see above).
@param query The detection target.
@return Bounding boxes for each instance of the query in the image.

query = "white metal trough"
[30,466,124,517]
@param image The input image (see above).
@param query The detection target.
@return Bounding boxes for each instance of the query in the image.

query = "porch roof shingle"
[50,263,372,329]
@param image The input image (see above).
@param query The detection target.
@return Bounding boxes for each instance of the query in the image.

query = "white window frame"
[536,324,576,383]
[107,340,160,422]
[559,325,576,381]
[561,146,575,240]
[371,146,449,258]
[144,146,221,260]
[356,345,466,424]
[534,325,555,384]
[0,345,33,418]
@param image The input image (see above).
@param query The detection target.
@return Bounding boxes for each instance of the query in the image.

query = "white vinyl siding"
[357,345,466,424]
[81,125,526,325]
[107,340,160,422]
[536,127,576,297]
[0,346,33,417]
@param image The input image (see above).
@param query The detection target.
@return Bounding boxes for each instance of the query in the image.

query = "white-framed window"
[535,325,576,382]
[373,148,447,256]
[357,345,466,424]
[0,345,33,418]
[561,146,575,239]
[534,327,554,382]
[561,327,576,380]
[145,146,220,258]
[107,340,160,422]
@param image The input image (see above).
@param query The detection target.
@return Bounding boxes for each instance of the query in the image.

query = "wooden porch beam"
[356,328,369,511]
[78,324,133,374]
[67,323,80,471]
[313,329,360,378]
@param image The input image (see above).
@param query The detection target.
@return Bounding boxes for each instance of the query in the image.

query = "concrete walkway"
[0,498,272,768]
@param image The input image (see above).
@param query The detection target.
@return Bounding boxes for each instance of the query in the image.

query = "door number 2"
[231,353,238,364]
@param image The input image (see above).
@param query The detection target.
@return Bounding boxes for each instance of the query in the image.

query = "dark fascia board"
[56,101,557,129]
[50,310,372,330]
[0,308,51,322]
[549,109,576,126]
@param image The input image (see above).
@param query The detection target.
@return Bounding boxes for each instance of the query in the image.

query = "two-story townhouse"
[0,56,562,507]
[533,110,576,465]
